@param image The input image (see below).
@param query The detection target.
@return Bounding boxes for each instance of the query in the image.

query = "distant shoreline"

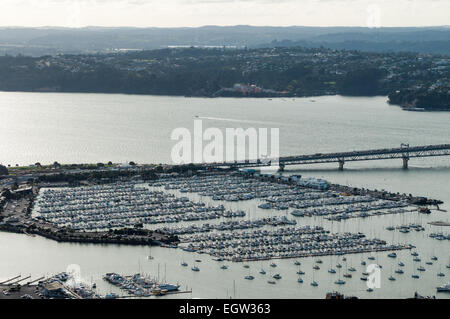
[1,89,448,112]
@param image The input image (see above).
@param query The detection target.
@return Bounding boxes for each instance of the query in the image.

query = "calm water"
[0,92,449,299]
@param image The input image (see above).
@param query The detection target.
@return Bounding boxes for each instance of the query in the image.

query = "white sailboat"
[147,245,154,260]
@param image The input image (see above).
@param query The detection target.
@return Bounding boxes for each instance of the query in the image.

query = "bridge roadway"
[202,144,450,171]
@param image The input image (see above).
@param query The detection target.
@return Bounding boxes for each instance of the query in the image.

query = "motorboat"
[437,283,450,292]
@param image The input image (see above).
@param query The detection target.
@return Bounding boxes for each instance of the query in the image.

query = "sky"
[0,0,448,28]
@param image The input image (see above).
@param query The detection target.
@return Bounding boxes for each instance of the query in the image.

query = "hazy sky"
[0,0,448,28]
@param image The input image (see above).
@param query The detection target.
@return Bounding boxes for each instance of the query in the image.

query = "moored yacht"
[436,283,450,292]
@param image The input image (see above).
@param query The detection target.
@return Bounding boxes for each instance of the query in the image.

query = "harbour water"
[0,92,449,298]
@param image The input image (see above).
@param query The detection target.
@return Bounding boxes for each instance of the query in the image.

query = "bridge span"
[203,144,450,171]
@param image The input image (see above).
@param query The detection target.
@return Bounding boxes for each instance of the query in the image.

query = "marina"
[33,182,246,231]
[28,171,422,265]
[103,273,190,297]
[0,162,448,299]
[1,94,450,299]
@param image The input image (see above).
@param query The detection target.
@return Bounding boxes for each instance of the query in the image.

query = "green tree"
[337,68,386,96]
[0,165,8,176]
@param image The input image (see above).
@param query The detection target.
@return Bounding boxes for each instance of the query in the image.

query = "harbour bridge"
[203,144,450,171]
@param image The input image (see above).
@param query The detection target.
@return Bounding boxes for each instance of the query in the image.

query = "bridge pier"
[338,160,345,171]
[402,157,409,169]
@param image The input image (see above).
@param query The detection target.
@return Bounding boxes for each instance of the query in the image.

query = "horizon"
[1,24,450,30]
[0,0,449,28]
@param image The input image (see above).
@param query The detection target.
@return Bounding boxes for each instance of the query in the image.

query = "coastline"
[0,165,443,247]
[2,89,448,112]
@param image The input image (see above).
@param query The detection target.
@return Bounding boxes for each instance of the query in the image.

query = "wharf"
[0,284,40,299]
[428,221,450,227]
[234,244,414,263]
